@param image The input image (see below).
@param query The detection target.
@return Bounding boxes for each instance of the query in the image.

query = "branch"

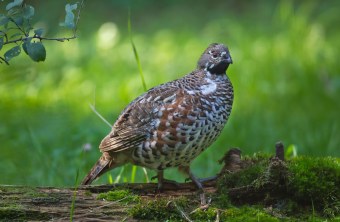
[8,17,27,37]
[3,35,77,45]
[2,0,85,45]
[0,1,88,65]
[0,56,9,65]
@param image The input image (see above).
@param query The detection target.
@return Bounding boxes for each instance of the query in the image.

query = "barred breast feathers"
[99,69,232,154]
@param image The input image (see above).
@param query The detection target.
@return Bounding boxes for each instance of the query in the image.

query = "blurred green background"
[0,0,339,186]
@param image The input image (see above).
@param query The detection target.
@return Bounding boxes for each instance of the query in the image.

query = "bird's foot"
[178,166,214,206]
[179,166,205,190]
[152,171,179,192]
[184,175,218,184]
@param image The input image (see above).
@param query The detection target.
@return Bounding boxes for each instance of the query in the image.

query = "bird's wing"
[99,84,183,153]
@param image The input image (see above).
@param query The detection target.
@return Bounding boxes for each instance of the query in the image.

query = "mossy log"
[1,142,339,221]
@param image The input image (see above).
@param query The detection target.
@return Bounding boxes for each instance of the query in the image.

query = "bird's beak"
[222,53,233,64]
[226,56,233,64]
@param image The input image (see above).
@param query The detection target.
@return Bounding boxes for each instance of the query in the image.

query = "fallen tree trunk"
[1,142,339,221]
[0,182,214,221]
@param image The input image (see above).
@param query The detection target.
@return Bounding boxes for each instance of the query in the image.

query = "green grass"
[0,0,339,186]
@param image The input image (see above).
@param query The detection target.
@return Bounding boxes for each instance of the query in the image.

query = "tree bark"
[0,181,218,221]
[2,143,335,221]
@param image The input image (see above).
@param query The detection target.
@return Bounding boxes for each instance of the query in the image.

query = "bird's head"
[197,43,232,74]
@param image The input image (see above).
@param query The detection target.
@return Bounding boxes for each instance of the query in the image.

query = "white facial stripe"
[200,78,217,95]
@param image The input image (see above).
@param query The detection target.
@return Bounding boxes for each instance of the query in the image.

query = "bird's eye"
[208,50,218,59]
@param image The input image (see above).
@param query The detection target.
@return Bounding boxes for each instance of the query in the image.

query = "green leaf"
[285,144,298,159]
[7,7,21,17]
[4,45,21,61]
[5,0,23,11]
[59,3,78,29]
[23,5,34,19]
[27,42,46,62]
[22,37,32,55]
[0,15,9,26]
[0,37,3,51]
[24,24,33,34]
[14,16,23,26]
[34,28,44,37]
[10,32,22,39]
[22,42,28,54]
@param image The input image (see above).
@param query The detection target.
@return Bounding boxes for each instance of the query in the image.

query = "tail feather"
[81,154,112,185]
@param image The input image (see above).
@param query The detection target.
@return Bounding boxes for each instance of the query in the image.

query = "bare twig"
[168,201,193,222]
[8,17,27,36]
[215,209,220,222]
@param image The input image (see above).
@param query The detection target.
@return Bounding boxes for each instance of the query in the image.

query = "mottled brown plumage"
[82,43,234,190]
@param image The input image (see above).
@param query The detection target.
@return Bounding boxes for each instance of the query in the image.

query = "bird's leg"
[179,166,210,205]
[151,170,179,191]
[179,166,204,190]
[185,175,218,183]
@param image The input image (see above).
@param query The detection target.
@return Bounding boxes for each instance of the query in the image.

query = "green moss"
[219,163,265,189]
[288,156,340,217]
[216,154,268,208]
[0,186,50,200]
[0,186,37,195]
[129,197,189,221]
[84,190,92,196]
[191,207,217,221]
[246,152,273,162]
[215,155,340,220]
[0,208,25,221]
[189,206,282,222]
[25,188,44,197]
[221,206,280,222]
[212,191,231,208]
[0,205,51,221]
[96,189,140,203]
[0,187,54,220]
[219,153,269,189]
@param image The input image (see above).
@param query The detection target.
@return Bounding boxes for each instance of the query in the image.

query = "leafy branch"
[0,0,85,64]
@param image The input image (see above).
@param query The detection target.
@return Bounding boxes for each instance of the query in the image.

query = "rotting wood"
[3,142,330,221]
[0,148,242,221]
